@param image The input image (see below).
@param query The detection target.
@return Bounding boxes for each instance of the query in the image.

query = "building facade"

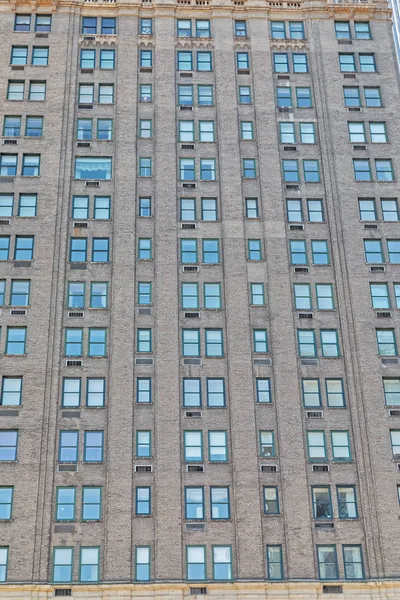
[0,0,400,597]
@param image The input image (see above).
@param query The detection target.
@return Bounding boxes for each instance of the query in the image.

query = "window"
[240,121,254,140]
[395,284,400,308]
[77,119,92,141]
[300,123,315,144]
[294,284,311,310]
[348,122,365,143]
[82,487,102,520]
[136,431,151,458]
[293,53,308,73]
[316,284,334,310]
[53,548,73,583]
[282,159,299,182]
[137,328,152,352]
[312,240,329,265]
[202,239,219,264]
[354,159,371,181]
[92,238,109,262]
[204,283,221,309]
[187,546,206,581]
[312,486,332,519]
[290,22,305,39]
[263,487,279,514]
[298,329,316,357]
[138,238,152,259]
[179,121,194,142]
[197,19,210,37]
[140,84,152,102]
[266,546,283,580]
[21,154,40,177]
[200,158,216,180]
[198,85,213,105]
[271,21,286,39]
[80,49,95,69]
[376,329,397,356]
[137,378,151,403]
[177,19,192,36]
[135,547,150,582]
[59,430,78,463]
[337,486,358,518]
[381,198,398,221]
[364,87,382,107]
[370,122,387,143]
[0,154,17,176]
[290,240,307,265]
[32,46,49,66]
[256,378,271,403]
[376,159,394,181]
[237,52,249,69]
[388,239,400,263]
[84,431,103,462]
[325,381,345,413]
[11,46,28,65]
[180,158,195,181]
[88,328,106,357]
[273,53,289,73]
[243,158,256,178]
[0,548,6,582]
[98,84,114,104]
[355,21,371,38]
[82,16,97,33]
[280,123,295,144]
[247,239,262,261]
[318,546,338,580]
[335,21,350,39]
[370,283,390,309]
[70,238,87,263]
[140,17,152,34]
[344,87,361,107]
[331,431,351,461]
[235,20,247,36]
[184,430,203,462]
[138,282,152,305]
[383,378,400,406]
[213,546,232,580]
[0,281,4,305]
[178,85,193,106]
[0,430,17,461]
[183,329,200,356]
[0,488,13,520]
[239,85,251,104]
[364,239,383,263]
[359,199,376,221]
[7,81,24,101]
[360,53,376,72]
[260,431,275,457]
[0,237,10,260]
[140,50,152,67]
[65,328,83,356]
[80,547,100,582]
[296,87,312,108]
[304,160,320,183]
[138,197,151,217]
[56,488,76,521]
[0,194,13,217]
[93,196,110,220]
[197,51,212,71]
[307,431,326,461]
[320,329,339,357]
[201,198,217,220]
[211,487,229,519]
[286,199,302,222]
[205,329,223,357]
[182,283,198,309]
[6,327,26,354]
[14,14,31,31]
[178,51,192,71]
[277,87,292,108]
[97,119,112,141]
[253,329,268,353]
[99,49,115,69]
[343,546,364,580]
[245,198,259,218]
[62,378,81,407]
[209,431,227,461]
[199,121,215,142]
[78,84,94,105]
[1,377,22,406]
[250,283,265,306]
[180,239,197,264]
[183,378,201,407]
[339,53,355,72]
[302,379,321,407]
[29,81,46,101]
[3,116,21,138]
[391,430,400,457]
[87,379,105,407]
[207,379,225,407]
[75,157,112,180]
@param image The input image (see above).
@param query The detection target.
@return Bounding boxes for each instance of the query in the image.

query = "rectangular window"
[293,53,308,73]
[197,51,212,71]
[210,487,230,519]
[339,53,355,72]
[184,430,203,462]
[92,237,109,262]
[11,46,28,65]
[198,85,213,106]
[280,122,295,144]
[14,236,34,261]
[243,158,256,178]
[360,53,376,72]
[0,488,13,520]
[178,50,192,71]
[273,53,289,72]
[80,49,95,69]
[212,546,232,581]
[135,547,150,582]
[97,119,112,141]
[253,329,268,353]
[6,327,26,354]
[98,84,114,104]
[88,328,106,356]
[235,20,247,36]
[308,200,325,223]
[138,238,152,259]
[14,14,31,31]
[180,238,197,264]
[395,284,400,308]
[87,378,105,407]
[180,158,195,181]
[312,486,332,519]
[79,84,94,104]
[304,159,320,183]
[237,52,249,69]
[140,50,152,67]
[187,546,206,581]
[185,487,204,519]
[245,198,259,218]
[53,548,73,583]
[355,22,371,38]
[79,547,100,582]
[100,49,115,69]
[140,17,152,34]
[318,546,338,580]
[286,199,302,222]
[240,121,254,140]
[209,431,228,461]
[364,87,382,107]
[388,239,400,264]
[348,122,366,143]
[21,154,40,177]
[90,282,108,309]
[201,198,217,221]
[0,280,4,305]
[32,46,49,66]
[260,431,275,457]
[183,378,201,407]
[376,159,394,181]
[256,378,271,403]
[206,378,225,407]
[248,239,262,260]
[1,377,22,406]
[196,20,210,37]
[137,328,152,352]
[383,378,400,406]
[82,16,97,34]
[7,81,24,101]
[326,379,345,407]
[370,283,390,309]
[29,81,46,101]
[0,431,17,461]
[93,196,110,220]
[138,282,152,306]
[290,240,307,265]
[0,236,10,260]
[202,239,219,264]
[182,329,200,356]
[277,87,292,108]
[0,548,7,582]
[300,122,316,144]
[177,19,192,36]
[344,86,361,107]
[343,546,364,580]
[140,85,152,103]
[205,329,223,357]
[199,121,215,142]
[137,197,151,218]
[204,282,221,309]
[3,116,21,138]
[370,122,387,143]
[364,239,383,263]
[377,329,397,356]
[335,21,351,39]
[290,21,304,38]
[391,430,400,457]
[320,329,340,357]
[296,87,312,108]
[182,283,199,309]
[137,378,151,403]
[298,329,316,357]
[84,430,104,462]
[178,85,193,106]
[59,430,78,463]
[331,431,351,461]
[56,487,76,521]
[200,158,216,181]
[77,119,92,141]
[283,159,299,182]
[337,486,358,518]
[271,21,286,39]
[10,280,30,306]
[250,283,265,306]
[239,85,251,104]
[359,198,376,221]
[65,328,83,356]
[263,486,279,514]
[180,198,195,220]
[266,546,283,580]
[302,379,321,407]
[62,378,81,407]
[75,157,112,180]
[311,240,329,265]
[82,487,102,521]
[179,120,194,142]
[136,431,151,457]
[381,198,398,221]
[307,430,326,461]
[294,283,311,310]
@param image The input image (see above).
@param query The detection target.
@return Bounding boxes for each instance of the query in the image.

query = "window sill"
[4,354,27,358]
